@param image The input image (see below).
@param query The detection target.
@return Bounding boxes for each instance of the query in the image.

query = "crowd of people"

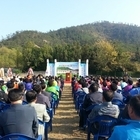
[72,75,140,140]
[0,73,64,139]
[1,71,140,139]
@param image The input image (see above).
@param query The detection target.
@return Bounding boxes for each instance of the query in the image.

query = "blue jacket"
[129,87,140,96]
[109,119,140,140]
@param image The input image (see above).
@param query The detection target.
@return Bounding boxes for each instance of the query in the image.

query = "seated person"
[118,104,130,120]
[26,90,50,139]
[46,79,59,101]
[109,95,140,140]
[88,90,119,135]
[88,90,120,119]
[102,80,109,91]
[122,79,133,97]
[41,82,52,102]
[129,79,140,96]
[124,79,140,104]
[18,82,26,101]
[81,81,89,94]
[33,84,51,109]
[6,80,15,92]
[120,78,128,90]
[79,83,103,129]
[110,83,123,101]
[74,79,82,92]
[0,80,8,94]
[0,80,9,103]
[0,89,38,138]
[82,83,103,109]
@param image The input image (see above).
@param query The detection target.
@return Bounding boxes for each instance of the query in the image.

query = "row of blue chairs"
[72,87,127,140]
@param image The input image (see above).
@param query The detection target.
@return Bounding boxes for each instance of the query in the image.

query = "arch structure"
[45,59,89,77]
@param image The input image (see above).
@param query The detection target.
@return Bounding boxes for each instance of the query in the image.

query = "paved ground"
[48,85,87,140]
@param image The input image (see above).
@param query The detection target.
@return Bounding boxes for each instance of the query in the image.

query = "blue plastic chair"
[0,102,11,112]
[0,133,37,140]
[74,91,85,102]
[51,92,59,110]
[0,101,7,112]
[22,101,28,105]
[83,104,98,128]
[44,122,49,140]
[47,108,53,131]
[112,99,125,110]
[75,93,86,111]
[51,98,56,115]
[87,115,118,140]
[38,119,48,140]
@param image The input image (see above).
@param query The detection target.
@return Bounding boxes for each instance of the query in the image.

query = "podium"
[66,73,71,81]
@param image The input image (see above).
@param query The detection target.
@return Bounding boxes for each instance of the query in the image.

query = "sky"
[0,0,140,40]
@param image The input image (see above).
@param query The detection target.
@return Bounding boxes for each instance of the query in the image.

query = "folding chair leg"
[45,123,48,140]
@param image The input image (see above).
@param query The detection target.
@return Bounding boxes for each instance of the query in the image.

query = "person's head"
[128,95,140,120]
[6,81,14,89]
[82,82,88,88]
[40,82,46,90]
[102,81,107,87]
[102,90,113,102]
[18,83,25,92]
[0,80,4,89]
[127,79,133,85]
[109,83,117,91]
[47,79,54,87]
[112,80,119,85]
[26,90,37,103]
[8,89,23,104]
[88,83,99,93]
[106,77,111,82]
[122,78,127,82]
[32,84,42,94]
[136,79,140,87]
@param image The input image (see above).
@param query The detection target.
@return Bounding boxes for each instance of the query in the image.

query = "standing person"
[0,89,38,138]
[0,68,4,79]
[7,68,13,79]
[27,67,34,77]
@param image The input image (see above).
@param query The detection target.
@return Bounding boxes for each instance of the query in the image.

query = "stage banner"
[81,63,86,76]
[56,62,79,74]
[49,63,55,76]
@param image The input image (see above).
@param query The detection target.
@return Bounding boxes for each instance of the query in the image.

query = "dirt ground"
[48,84,87,140]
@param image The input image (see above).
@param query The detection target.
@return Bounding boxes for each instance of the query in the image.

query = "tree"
[92,40,117,74]
[22,41,35,70]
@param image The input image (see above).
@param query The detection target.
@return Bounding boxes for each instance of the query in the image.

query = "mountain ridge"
[1,21,140,52]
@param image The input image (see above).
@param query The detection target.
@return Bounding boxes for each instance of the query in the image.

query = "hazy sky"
[0,0,140,40]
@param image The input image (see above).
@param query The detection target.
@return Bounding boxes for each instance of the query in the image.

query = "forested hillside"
[0,21,140,76]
